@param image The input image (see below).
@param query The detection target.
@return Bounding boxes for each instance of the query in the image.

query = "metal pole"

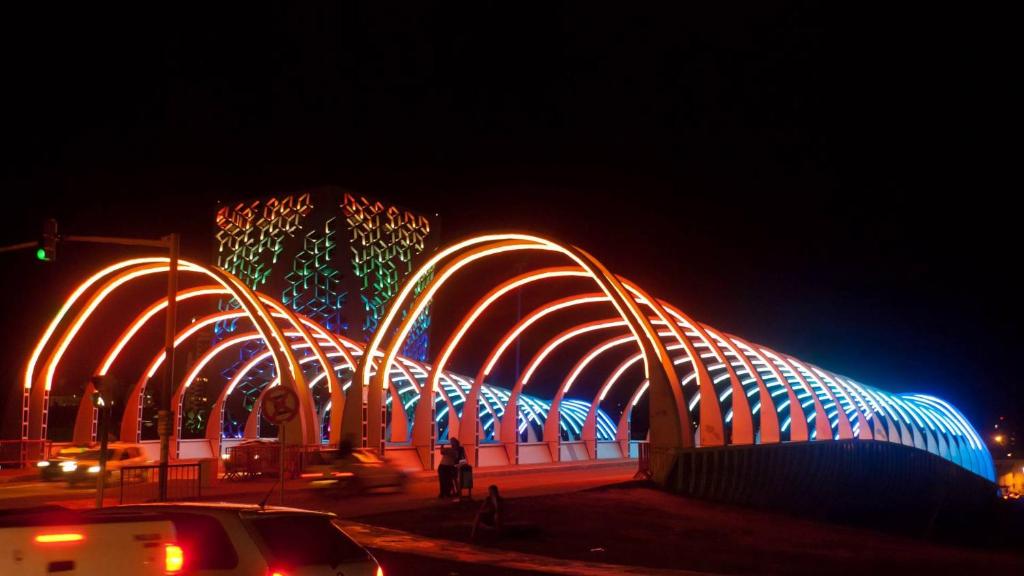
[95,402,109,508]
[158,233,179,501]
[514,275,522,383]
[0,241,38,253]
[279,425,286,506]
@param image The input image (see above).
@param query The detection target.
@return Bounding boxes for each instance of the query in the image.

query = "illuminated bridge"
[19,231,995,498]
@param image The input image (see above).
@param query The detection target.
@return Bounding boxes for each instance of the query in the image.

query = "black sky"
[0,4,1017,432]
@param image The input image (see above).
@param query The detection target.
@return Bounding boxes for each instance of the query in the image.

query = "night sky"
[1,4,1016,436]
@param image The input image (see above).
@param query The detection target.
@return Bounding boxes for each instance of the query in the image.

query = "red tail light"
[34,533,84,543]
[165,544,184,573]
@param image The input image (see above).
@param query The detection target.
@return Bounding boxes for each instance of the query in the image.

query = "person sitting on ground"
[471,484,503,539]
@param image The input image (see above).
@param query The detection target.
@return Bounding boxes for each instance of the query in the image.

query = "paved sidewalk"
[403,457,636,481]
[339,519,719,576]
[0,469,38,483]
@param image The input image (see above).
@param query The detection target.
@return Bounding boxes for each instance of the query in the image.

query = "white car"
[303,449,407,495]
[64,444,151,486]
[91,503,383,576]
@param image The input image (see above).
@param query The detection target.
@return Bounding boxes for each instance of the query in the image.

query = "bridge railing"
[0,439,52,469]
[119,463,202,504]
[635,441,651,479]
[223,442,331,479]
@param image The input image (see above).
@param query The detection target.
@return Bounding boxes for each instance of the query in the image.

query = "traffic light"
[90,374,117,407]
[37,218,58,262]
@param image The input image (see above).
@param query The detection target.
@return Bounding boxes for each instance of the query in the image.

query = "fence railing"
[119,463,201,504]
[223,443,330,480]
[635,441,651,479]
[0,439,51,469]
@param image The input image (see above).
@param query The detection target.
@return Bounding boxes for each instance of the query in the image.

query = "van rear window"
[161,512,239,570]
[247,514,367,567]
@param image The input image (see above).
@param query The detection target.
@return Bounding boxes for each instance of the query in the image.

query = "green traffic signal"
[37,218,58,262]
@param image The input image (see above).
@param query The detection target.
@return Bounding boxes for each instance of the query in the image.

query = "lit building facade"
[213,188,435,358]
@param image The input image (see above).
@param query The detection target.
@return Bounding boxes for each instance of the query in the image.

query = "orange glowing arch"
[353,233,694,482]
[24,259,317,445]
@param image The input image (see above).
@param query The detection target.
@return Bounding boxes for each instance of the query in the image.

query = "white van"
[95,503,383,575]
[0,505,182,575]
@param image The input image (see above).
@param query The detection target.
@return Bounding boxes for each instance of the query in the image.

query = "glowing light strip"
[143,311,247,380]
[808,367,860,420]
[483,295,608,376]
[565,333,672,394]
[786,359,837,412]
[98,286,224,375]
[179,333,259,393]
[429,269,589,392]
[628,291,722,363]
[140,309,309,383]
[632,381,650,406]
[26,257,168,390]
[260,298,356,382]
[40,259,302,435]
[599,354,644,401]
[218,271,301,385]
[224,350,275,396]
[909,394,984,451]
[376,243,567,389]
[760,349,815,401]
[522,321,626,385]
[365,234,672,400]
[44,265,173,390]
[360,234,544,387]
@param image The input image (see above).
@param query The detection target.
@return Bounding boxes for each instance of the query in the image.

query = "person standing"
[438,437,460,498]
[453,438,472,501]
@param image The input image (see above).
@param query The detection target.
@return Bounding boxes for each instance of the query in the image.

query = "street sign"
[260,386,299,506]
[261,386,299,424]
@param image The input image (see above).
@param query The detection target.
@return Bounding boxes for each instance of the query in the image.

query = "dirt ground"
[356,482,1024,575]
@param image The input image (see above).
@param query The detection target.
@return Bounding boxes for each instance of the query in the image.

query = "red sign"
[261,387,299,424]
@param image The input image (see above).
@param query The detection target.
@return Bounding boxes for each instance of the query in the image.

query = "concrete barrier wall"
[478,444,510,467]
[383,445,423,472]
[560,441,589,461]
[660,440,999,539]
[519,443,552,465]
[597,441,624,459]
[139,440,160,461]
[178,439,214,459]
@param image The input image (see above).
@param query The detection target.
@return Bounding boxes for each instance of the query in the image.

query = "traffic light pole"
[94,398,110,508]
[66,234,179,501]
[8,223,181,502]
[158,234,179,501]
[0,241,38,253]
[62,234,180,501]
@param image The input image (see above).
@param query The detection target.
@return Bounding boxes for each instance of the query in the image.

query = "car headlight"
[37,461,50,468]
[87,465,101,474]
[61,461,78,472]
